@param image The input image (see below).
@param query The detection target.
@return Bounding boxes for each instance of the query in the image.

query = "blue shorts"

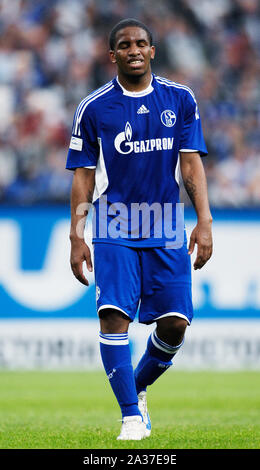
[94,243,193,325]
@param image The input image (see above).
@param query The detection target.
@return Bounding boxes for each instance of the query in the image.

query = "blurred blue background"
[0,206,259,319]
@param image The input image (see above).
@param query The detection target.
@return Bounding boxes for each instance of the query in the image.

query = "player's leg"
[94,243,146,439]
[134,245,192,419]
[134,316,187,394]
[134,314,187,437]
[156,315,187,346]
[99,308,142,419]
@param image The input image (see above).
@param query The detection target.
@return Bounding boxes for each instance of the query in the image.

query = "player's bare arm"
[70,167,95,286]
[180,151,213,270]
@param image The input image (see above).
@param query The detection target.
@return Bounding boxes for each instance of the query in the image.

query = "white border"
[98,304,130,318]
[116,76,154,97]
[156,311,191,325]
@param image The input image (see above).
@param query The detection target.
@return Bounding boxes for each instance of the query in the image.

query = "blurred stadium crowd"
[0,0,260,206]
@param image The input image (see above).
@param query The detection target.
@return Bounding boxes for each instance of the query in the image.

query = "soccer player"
[66,18,213,440]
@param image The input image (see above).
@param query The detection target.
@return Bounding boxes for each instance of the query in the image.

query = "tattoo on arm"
[87,189,93,203]
[184,175,197,205]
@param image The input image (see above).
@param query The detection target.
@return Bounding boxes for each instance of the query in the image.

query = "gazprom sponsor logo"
[114,122,174,155]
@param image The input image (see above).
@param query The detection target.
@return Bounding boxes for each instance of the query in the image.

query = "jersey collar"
[115,75,154,97]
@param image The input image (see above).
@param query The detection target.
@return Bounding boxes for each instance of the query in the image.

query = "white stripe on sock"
[99,333,129,346]
[151,331,184,354]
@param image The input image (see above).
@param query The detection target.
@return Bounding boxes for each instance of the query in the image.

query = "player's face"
[109,27,155,78]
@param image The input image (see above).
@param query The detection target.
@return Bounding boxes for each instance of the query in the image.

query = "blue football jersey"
[66,74,207,247]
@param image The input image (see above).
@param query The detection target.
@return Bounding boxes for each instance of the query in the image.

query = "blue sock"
[134,330,184,394]
[99,332,141,419]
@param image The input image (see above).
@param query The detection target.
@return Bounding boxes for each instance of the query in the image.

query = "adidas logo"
[137,104,149,114]
[108,368,116,380]
[158,363,170,369]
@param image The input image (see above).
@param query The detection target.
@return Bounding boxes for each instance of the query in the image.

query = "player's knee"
[156,316,187,346]
[99,308,130,334]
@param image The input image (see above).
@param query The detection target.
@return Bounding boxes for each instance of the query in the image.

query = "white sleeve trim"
[179,149,198,152]
[84,166,96,169]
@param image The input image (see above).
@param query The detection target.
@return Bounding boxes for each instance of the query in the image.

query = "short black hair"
[109,18,153,50]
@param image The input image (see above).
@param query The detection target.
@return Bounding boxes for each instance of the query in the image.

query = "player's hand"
[188,220,213,270]
[70,239,93,286]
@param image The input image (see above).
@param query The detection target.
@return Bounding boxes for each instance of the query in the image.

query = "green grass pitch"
[0,370,259,449]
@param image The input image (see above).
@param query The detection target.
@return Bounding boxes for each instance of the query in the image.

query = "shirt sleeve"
[179,90,208,157]
[66,103,99,170]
